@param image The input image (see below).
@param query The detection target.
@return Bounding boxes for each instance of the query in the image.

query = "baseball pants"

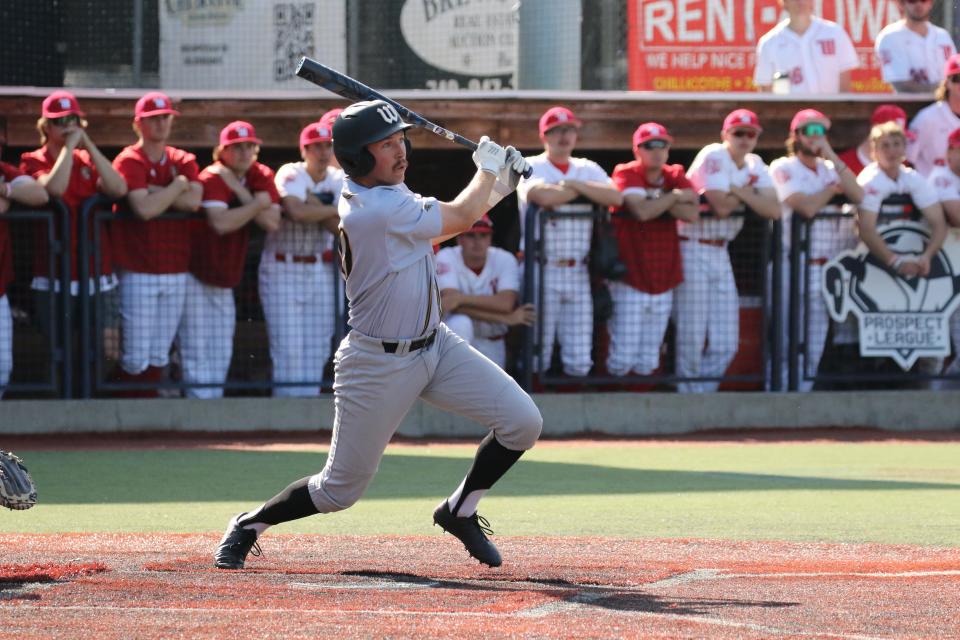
[119,271,186,375]
[305,322,542,513]
[537,264,593,376]
[444,313,507,370]
[0,295,11,396]
[259,256,336,396]
[674,242,738,393]
[606,281,672,376]
[178,275,235,399]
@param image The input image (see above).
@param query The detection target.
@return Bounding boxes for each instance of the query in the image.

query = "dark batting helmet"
[333,100,413,178]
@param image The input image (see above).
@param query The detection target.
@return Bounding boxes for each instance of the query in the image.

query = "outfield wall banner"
[627,0,901,92]
[822,223,960,370]
[160,1,346,91]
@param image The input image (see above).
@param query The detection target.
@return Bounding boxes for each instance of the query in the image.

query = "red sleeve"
[19,152,48,180]
[665,164,693,190]
[113,152,149,191]
[611,163,629,191]
[248,163,280,203]
[172,149,200,182]
[199,171,233,205]
[0,161,24,181]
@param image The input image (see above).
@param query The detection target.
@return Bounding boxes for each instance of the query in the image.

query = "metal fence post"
[769,218,782,392]
[788,214,803,391]
[521,205,539,392]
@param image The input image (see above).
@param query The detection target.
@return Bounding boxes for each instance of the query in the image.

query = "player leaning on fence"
[177,121,281,399]
[516,106,622,378]
[675,110,780,394]
[769,109,863,391]
[214,100,540,571]
[111,93,202,394]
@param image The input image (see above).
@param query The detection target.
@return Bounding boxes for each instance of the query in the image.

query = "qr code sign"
[274,3,315,82]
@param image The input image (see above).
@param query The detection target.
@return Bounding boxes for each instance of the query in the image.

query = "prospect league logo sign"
[822,221,960,370]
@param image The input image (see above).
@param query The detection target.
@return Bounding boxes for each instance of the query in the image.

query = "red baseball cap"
[948,128,960,150]
[871,104,907,128]
[42,90,84,119]
[945,53,960,77]
[790,108,831,132]
[539,106,582,136]
[722,108,762,133]
[299,120,333,147]
[134,92,180,121]
[219,121,261,146]
[319,108,343,128]
[632,122,673,147]
[467,214,494,234]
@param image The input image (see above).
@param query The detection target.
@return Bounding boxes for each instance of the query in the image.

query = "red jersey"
[190,162,279,288]
[111,144,199,274]
[20,146,113,281]
[0,162,22,297]
[610,161,690,294]
[837,146,867,178]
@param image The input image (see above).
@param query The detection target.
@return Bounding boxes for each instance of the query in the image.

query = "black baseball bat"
[295,56,532,178]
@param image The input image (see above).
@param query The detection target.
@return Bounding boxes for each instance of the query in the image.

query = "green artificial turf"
[4,441,959,546]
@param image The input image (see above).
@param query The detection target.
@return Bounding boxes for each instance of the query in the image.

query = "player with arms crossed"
[875,0,955,94]
[214,100,540,570]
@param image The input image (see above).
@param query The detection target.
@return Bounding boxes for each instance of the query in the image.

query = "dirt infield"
[2,533,957,639]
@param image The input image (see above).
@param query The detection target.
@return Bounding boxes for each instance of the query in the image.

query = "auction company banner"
[160,1,346,91]
[823,223,960,370]
[628,0,901,92]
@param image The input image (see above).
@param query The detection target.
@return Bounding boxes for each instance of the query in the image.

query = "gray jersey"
[338,178,443,339]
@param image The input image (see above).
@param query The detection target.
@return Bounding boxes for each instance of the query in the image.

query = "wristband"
[833,161,848,174]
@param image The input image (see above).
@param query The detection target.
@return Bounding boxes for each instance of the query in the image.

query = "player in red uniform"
[20,91,128,380]
[1,122,49,396]
[111,92,201,392]
[178,121,281,398]
[608,123,699,376]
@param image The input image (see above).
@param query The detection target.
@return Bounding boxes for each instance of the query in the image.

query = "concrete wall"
[1,391,957,437]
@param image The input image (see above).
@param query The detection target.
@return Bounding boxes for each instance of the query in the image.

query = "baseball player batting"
[215,100,540,570]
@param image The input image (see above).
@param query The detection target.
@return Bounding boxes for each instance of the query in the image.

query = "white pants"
[444,313,507,369]
[674,242,738,393]
[607,282,672,376]
[178,275,235,399]
[259,255,336,396]
[306,323,542,513]
[537,263,592,376]
[119,271,187,375]
[0,295,11,396]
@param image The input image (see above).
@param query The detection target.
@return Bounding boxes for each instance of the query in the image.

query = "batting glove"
[473,136,507,176]
[487,146,529,207]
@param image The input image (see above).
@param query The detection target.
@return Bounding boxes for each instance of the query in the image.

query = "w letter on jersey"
[817,39,836,55]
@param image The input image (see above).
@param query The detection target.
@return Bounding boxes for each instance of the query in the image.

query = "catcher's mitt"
[0,450,37,510]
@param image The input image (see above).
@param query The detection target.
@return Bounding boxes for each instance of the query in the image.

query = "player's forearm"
[9,178,50,207]
[669,201,699,222]
[207,200,263,235]
[452,306,513,325]
[857,211,895,263]
[787,188,835,220]
[441,171,498,236]
[38,148,74,198]
[624,193,674,221]
[285,199,338,224]
[942,200,960,228]
[565,180,623,207]
[457,291,517,314]
[920,204,947,260]
[171,183,202,212]
[86,143,127,198]
[704,191,740,218]
[526,184,579,208]
[733,186,780,220]
[129,186,184,220]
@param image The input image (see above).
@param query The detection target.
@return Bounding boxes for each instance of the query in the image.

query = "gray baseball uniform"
[304,177,541,513]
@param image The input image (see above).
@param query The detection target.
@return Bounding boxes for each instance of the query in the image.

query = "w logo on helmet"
[376,104,401,124]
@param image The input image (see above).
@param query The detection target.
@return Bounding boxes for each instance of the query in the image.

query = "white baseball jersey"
[754,17,859,94]
[269,162,343,256]
[875,21,956,88]
[436,246,520,339]
[769,155,856,258]
[929,164,960,202]
[857,163,939,214]
[516,153,613,259]
[908,101,960,177]
[682,143,774,240]
[338,178,442,339]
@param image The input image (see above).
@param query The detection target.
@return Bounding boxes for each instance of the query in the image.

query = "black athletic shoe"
[432,501,502,567]
[214,513,262,570]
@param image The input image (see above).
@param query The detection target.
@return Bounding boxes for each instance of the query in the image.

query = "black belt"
[382,330,437,354]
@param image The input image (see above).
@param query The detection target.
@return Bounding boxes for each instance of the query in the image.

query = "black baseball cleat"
[214,513,262,570]
[432,501,502,567]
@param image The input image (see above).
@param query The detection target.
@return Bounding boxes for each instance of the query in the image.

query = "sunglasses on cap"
[798,123,827,137]
[49,114,80,127]
[731,129,758,139]
[640,139,669,150]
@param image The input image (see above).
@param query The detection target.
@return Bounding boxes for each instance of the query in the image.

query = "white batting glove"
[487,146,529,207]
[472,136,507,175]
